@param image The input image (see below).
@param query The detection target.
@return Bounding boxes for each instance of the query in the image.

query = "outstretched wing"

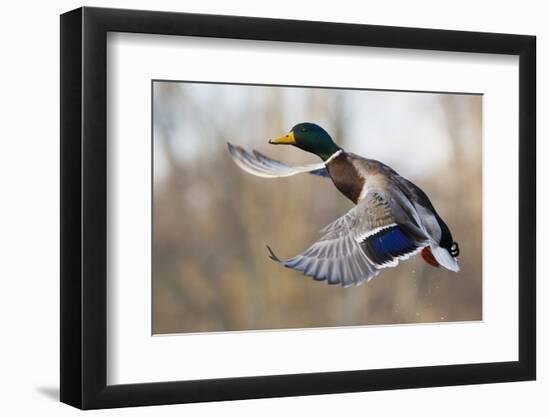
[270,189,430,287]
[227,142,329,178]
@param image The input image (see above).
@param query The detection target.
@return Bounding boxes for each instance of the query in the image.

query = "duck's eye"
[300,127,308,132]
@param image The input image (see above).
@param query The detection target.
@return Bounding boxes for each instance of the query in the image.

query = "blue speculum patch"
[371,227,414,257]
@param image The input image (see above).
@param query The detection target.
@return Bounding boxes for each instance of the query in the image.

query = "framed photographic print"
[60,6,536,409]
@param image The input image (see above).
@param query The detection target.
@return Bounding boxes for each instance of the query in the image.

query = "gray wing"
[270,189,430,287]
[227,143,329,178]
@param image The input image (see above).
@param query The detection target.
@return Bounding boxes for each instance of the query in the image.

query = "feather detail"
[227,143,329,178]
[421,247,440,267]
[431,246,460,272]
[360,225,421,268]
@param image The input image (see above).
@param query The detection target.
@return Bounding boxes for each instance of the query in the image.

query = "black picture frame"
[60,6,536,410]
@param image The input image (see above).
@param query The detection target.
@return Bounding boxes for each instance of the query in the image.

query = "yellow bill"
[269,131,296,145]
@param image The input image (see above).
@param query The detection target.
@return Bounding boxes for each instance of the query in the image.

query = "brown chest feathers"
[326,153,365,204]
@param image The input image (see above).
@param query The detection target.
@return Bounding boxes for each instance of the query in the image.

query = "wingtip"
[266,245,282,263]
[226,142,244,161]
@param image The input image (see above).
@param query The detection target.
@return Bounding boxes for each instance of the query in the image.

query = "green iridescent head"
[269,122,341,161]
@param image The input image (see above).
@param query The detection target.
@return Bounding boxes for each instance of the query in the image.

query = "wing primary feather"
[227,142,329,178]
[262,175,430,286]
[266,245,282,263]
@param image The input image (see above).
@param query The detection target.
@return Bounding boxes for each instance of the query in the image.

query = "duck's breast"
[325,153,365,204]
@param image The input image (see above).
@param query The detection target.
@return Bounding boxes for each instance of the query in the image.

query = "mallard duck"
[227,122,460,287]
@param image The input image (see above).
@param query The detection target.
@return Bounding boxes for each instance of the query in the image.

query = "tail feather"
[430,246,460,272]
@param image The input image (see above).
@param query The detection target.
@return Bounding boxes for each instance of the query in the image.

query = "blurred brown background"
[152,81,482,334]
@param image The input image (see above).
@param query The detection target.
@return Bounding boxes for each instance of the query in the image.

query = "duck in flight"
[227,122,460,287]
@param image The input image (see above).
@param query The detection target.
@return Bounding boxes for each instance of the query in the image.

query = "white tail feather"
[431,246,460,272]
